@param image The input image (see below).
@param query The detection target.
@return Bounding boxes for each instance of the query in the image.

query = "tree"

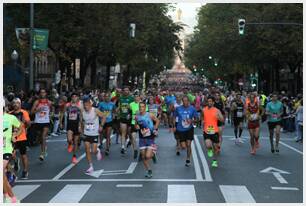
[185,4,302,93]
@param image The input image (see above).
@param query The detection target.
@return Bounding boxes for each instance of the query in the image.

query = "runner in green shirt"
[118,87,134,155]
[3,102,22,203]
[129,95,141,159]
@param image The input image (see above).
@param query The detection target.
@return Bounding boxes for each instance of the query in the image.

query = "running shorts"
[248,120,260,129]
[83,135,99,144]
[233,117,244,127]
[67,122,80,135]
[268,121,282,130]
[14,140,27,155]
[139,138,155,150]
[103,121,113,129]
[203,132,219,144]
[3,153,12,161]
[177,127,194,142]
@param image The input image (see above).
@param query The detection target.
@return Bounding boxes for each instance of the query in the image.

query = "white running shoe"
[51,133,59,137]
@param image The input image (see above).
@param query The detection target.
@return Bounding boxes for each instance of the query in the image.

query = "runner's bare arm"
[150,113,160,129]
[31,100,39,114]
[96,109,107,126]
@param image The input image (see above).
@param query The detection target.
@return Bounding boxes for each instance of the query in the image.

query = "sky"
[168,3,205,34]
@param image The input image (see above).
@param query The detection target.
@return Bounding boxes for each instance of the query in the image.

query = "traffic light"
[238,19,246,35]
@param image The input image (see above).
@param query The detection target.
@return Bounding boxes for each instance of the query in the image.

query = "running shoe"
[67,144,73,153]
[133,150,138,159]
[85,166,94,174]
[235,138,239,144]
[250,148,256,155]
[238,138,244,143]
[126,140,132,148]
[105,149,110,156]
[72,156,78,164]
[275,146,279,153]
[211,160,218,168]
[207,149,213,158]
[185,159,191,167]
[98,144,103,151]
[96,150,103,161]
[145,170,153,178]
[121,148,126,155]
[176,151,180,156]
[20,171,29,180]
[51,133,59,137]
[39,153,45,161]
[152,153,157,164]
[4,196,19,203]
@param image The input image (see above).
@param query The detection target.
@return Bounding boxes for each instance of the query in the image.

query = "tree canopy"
[184,4,302,93]
[4,3,183,87]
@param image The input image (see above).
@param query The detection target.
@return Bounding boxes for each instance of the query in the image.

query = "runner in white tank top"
[81,98,106,174]
[31,89,53,162]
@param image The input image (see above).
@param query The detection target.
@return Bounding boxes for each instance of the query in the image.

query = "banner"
[33,29,49,50]
[15,28,30,46]
[16,28,49,50]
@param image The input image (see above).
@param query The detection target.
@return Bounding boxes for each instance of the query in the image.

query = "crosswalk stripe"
[48,184,91,203]
[167,185,197,203]
[12,185,40,201]
[219,185,256,203]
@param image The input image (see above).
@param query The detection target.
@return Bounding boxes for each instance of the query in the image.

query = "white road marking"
[279,141,303,155]
[219,185,256,203]
[194,135,213,182]
[167,185,197,203]
[52,135,115,180]
[85,169,104,178]
[271,187,299,191]
[126,162,138,174]
[17,178,205,183]
[47,139,67,142]
[272,172,288,184]
[191,141,204,180]
[12,185,40,201]
[102,170,126,173]
[52,153,86,180]
[116,184,143,188]
[49,184,91,203]
[101,172,127,176]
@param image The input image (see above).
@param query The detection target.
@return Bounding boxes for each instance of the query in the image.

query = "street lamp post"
[29,3,34,90]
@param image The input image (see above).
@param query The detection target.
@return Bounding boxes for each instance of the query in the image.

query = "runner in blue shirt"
[265,93,283,153]
[98,92,116,156]
[172,96,197,167]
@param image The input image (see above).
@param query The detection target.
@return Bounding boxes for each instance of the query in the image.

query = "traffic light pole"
[246,22,302,26]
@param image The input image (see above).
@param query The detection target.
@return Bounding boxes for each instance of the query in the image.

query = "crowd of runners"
[3,86,303,202]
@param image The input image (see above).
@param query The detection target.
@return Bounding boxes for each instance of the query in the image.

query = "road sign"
[260,167,290,184]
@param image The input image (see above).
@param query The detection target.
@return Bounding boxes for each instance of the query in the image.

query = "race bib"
[85,123,95,131]
[207,125,215,134]
[272,114,278,119]
[141,128,151,137]
[182,119,191,128]
[39,111,46,117]
[69,112,78,120]
[251,114,258,121]
[237,111,243,118]
[121,105,128,113]
[103,111,111,117]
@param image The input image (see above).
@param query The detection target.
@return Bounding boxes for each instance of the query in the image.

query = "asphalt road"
[12,122,303,203]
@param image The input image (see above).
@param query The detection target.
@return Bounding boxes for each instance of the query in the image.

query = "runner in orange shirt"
[202,96,224,168]
[10,98,31,179]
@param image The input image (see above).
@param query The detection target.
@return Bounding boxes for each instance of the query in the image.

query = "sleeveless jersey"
[66,104,81,124]
[82,107,99,136]
[34,99,51,124]
[203,106,219,134]
[247,102,259,121]
[148,104,159,117]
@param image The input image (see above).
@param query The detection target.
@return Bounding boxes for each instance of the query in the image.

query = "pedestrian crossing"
[12,183,257,203]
